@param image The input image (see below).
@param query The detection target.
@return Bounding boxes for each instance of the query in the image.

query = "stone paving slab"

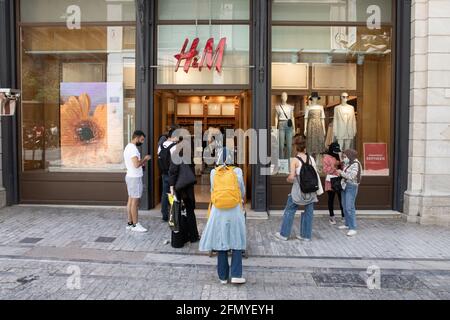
[2,245,450,273]
[0,257,449,300]
[0,205,449,300]
[0,206,449,260]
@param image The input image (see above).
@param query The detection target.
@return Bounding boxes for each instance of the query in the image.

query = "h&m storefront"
[1,0,411,212]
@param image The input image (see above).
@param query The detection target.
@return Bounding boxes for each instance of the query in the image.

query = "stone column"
[404,0,450,226]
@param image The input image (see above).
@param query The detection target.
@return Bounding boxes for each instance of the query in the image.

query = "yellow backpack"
[211,166,241,209]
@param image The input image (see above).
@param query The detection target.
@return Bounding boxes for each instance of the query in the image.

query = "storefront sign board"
[363,142,389,176]
[174,37,227,74]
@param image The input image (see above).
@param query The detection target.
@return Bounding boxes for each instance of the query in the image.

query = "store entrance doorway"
[153,90,252,209]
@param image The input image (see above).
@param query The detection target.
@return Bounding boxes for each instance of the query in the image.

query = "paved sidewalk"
[0,205,449,300]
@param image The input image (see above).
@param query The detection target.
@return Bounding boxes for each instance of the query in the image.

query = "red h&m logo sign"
[174,37,226,74]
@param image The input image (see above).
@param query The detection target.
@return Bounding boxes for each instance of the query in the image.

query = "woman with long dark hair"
[322,142,344,224]
[274,135,323,242]
[169,136,200,246]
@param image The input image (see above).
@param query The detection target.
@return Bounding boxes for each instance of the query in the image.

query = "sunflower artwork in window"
[60,84,111,168]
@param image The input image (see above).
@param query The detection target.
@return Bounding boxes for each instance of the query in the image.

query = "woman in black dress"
[168,136,200,245]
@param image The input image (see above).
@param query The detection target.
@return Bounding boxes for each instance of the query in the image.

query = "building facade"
[404,0,450,226]
[0,0,448,226]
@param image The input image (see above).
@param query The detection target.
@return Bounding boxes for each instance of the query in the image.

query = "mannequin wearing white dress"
[333,92,356,150]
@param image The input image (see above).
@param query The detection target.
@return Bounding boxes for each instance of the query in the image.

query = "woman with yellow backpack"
[199,148,247,285]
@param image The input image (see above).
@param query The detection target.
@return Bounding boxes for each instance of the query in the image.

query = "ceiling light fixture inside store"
[326,49,335,64]
[295,49,304,63]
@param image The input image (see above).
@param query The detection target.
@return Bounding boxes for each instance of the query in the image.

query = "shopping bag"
[168,196,181,232]
[168,193,175,206]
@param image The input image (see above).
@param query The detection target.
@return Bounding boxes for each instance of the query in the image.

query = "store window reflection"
[20,26,136,172]
[271,0,392,23]
[158,0,250,20]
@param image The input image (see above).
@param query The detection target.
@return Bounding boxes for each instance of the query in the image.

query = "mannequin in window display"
[0,93,7,115]
[0,93,15,115]
[304,92,326,157]
[48,123,59,149]
[333,92,356,151]
[275,92,295,159]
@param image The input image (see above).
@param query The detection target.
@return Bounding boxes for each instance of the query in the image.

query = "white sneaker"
[126,224,133,230]
[131,222,147,233]
[219,279,228,285]
[231,277,246,284]
[347,230,357,237]
[338,225,349,230]
[296,236,311,242]
[274,232,288,241]
[329,217,336,225]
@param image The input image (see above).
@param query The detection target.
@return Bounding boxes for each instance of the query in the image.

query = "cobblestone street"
[0,206,449,300]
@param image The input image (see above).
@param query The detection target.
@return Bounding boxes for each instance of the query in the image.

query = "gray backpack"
[291,162,318,206]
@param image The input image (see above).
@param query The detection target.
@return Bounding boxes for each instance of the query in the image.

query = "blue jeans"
[217,250,243,281]
[342,183,358,230]
[278,121,293,159]
[279,195,315,240]
[161,174,170,220]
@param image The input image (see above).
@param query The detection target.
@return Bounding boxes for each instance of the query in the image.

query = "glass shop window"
[157,25,250,85]
[20,25,136,173]
[158,0,250,20]
[272,0,392,23]
[156,0,251,86]
[271,23,392,177]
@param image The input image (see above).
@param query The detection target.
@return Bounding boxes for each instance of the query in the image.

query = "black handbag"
[175,163,196,191]
[280,105,293,127]
[330,176,343,192]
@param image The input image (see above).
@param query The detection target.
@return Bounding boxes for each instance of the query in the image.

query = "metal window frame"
[0,0,19,205]
[392,0,411,212]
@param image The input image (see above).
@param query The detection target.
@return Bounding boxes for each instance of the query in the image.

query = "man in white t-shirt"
[124,130,151,232]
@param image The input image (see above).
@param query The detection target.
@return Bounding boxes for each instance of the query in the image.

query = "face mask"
[136,142,143,147]
[343,158,350,165]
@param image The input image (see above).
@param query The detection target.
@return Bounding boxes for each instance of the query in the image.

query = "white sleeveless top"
[292,154,324,197]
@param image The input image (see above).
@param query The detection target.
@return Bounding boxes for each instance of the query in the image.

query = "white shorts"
[125,176,143,199]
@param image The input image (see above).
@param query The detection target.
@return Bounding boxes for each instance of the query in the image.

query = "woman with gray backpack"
[275,135,323,242]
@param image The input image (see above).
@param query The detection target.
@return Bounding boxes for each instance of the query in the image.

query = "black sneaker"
[189,237,200,243]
